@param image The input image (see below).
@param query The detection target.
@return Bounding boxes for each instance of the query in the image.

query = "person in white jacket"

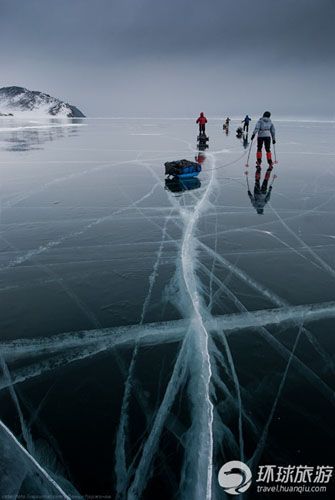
[251,111,276,166]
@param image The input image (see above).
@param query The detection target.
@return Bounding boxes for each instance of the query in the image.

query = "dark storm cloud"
[0,0,334,116]
[1,0,333,61]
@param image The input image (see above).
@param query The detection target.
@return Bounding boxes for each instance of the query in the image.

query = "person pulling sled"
[242,115,251,132]
[196,112,207,135]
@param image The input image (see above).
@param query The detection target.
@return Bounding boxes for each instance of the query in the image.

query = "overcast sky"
[0,0,334,118]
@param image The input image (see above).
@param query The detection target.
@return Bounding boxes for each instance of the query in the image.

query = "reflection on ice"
[165,177,201,193]
[0,118,85,151]
[247,166,275,215]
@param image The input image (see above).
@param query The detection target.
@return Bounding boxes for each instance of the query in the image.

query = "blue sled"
[177,170,200,179]
[165,160,202,179]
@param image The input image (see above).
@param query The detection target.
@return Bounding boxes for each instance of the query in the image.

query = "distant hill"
[0,86,85,117]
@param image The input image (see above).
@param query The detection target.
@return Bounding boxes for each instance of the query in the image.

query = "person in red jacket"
[196,112,207,135]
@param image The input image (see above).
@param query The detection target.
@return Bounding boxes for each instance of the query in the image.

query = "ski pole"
[245,169,250,191]
[273,143,278,164]
[270,173,278,187]
[245,137,254,167]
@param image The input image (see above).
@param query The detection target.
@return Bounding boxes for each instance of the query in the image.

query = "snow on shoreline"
[0,86,85,118]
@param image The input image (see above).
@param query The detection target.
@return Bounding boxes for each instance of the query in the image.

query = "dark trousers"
[199,124,206,134]
[257,137,271,152]
[256,136,272,165]
[243,123,249,132]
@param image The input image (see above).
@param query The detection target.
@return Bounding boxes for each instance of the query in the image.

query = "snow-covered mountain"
[0,86,85,117]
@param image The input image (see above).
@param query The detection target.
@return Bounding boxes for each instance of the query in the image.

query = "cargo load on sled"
[164,159,201,179]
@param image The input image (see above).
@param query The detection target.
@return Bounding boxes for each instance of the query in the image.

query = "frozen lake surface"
[0,117,334,498]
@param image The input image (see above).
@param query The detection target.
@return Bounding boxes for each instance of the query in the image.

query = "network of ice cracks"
[0,124,335,500]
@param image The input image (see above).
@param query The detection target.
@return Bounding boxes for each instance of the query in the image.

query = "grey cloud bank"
[0,0,334,118]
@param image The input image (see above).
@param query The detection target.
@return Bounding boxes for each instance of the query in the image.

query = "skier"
[251,111,276,166]
[225,117,231,127]
[242,115,251,132]
[196,112,207,135]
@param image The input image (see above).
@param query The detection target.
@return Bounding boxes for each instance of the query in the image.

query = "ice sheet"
[0,117,334,498]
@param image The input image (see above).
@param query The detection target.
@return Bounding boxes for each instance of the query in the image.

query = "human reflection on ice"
[1,118,83,152]
[195,152,206,164]
[247,166,276,214]
[165,177,201,194]
[243,132,249,150]
[236,129,250,149]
